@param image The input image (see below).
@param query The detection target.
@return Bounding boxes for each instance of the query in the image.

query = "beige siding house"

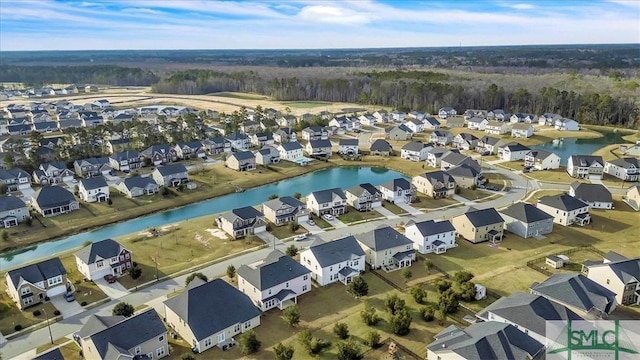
[625,185,640,211]
[262,196,309,226]
[355,225,415,270]
[6,257,68,310]
[583,254,640,306]
[412,171,456,198]
[452,207,504,243]
[216,206,266,239]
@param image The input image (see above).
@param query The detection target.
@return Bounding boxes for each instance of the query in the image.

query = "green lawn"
[457,188,492,202]
[499,161,524,171]
[0,293,58,335]
[309,213,333,229]
[413,194,459,209]
[269,223,309,240]
[212,92,269,100]
[337,209,385,224]
[525,167,577,184]
[380,202,408,215]
[281,101,333,108]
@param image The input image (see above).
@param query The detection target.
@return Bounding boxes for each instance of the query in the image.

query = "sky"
[0,0,638,51]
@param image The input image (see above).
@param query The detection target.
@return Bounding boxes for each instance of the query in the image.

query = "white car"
[294,234,307,241]
[322,214,334,221]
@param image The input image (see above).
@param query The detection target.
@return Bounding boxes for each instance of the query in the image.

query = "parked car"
[294,234,307,241]
[322,214,334,221]
[486,185,500,191]
[307,219,315,226]
[104,274,117,283]
[523,166,532,173]
[64,292,75,302]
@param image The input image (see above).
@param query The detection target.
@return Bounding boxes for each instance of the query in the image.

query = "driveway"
[375,206,400,219]
[95,278,130,300]
[49,294,84,318]
[397,202,422,215]
[19,187,35,204]
[326,217,348,229]
[256,231,283,247]
[301,221,324,234]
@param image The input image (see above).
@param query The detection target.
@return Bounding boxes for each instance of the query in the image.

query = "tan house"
[262,196,309,226]
[216,206,266,239]
[452,207,505,244]
[225,151,256,172]
[583,253,640,306]
[412,170,456,198]
[625,185,640,211]
[6,257,68,309]
[355,225,415,270]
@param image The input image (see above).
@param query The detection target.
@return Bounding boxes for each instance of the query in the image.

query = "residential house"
[300,236,366,286]
[142,144,178,165]
[485,120,511,135]
[31,186,79,217]
[452,133,479,150]
[625,185,640,211]
[33,161,75,185]
[539,113,562,126]
[498,142,531,161]
[390,110,405,122]
[438,107,457,119]
[621,143,640,157]
[425,147,450,168]
[338,139,359,155]
[202,136,231,154]
[250,132,274,147]
[428,130,453,146]
[33,348,64,360]
[164,278,260,354]
[444,117,465,128]
[345,183,382,211]
[467,117,489,130]
[329,116,360,131]
[567,155,604,180]
[423,116,441,130]
[447,164,483,188]
[152,164,190,187]
[511,123,535,138]
[426,322,545,360]
[604,157,639,181]
[408,111,427,120]
[530,273,617,319]
[116,176,159,198]
[452,207,504,243]
[237,250,311,311]
[404,118,424,133]
[79,111,104,127]
[555,118,580,131]
[32,121,59,133]
[369,139,392,156]
[73,157,112,178]
[306,188,347,216]
[404,219,456,254]
[0,196,29,227]
[238,121,261,134]
[384,124,413,141]
[400,141,431,162]
[277,142,304,162]
[277,115,297,128]
[372,110,389,122]
[226,151,257,171]
[6,258,67,309]
[262,196,309,226]
[301,126,329,141]
[92,99,110,109]
[0,168,32,192]
[510,113,538,123]
[175,141,206,159]
[500,202,554,238]
[524,149,561,170]
[110,113,134,125]
[476,136,505,155]
[77,310,168,360]
[8,123,33,135]
[106,138,133,154]
[39,136,66,149]
[75,238,133,280]
[537,194,591,226]
[378,178,416,204]
[254,146,280,165]
[273,127,296,143]
[355,225,415,269]
[476,292,582,345]
[569,182,613,209]
[305,139,332,158]
[412,171,456,198]
[78,176,110,203]
[440,151,480,172]
[109,150,143,172]
[358,114,377,126]
[216,206,266,239]
[582,254,640,306]
[487,109,509,121]
[225,132,251,150]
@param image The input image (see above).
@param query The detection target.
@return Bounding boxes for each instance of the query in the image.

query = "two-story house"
[511,123,535,138]
[306,188,347,216]
[142,144,178,166]
[500,202,554,238]
[425,147,450,168]
[273,127,297,144]
[385,124,413,141]
[237,250,311,311]
[498,142,531,161]
[338,139,359,156]
[404,118,424,133]
[0,196,29,227]
[412,171,457,198]
[452,133,479,150]
[262,196,309,226]
[301,126,329,141]
[369,139,392,156]
[250,132,275,147]
[109,150,143,172]
[152,164,190,187]
[355,225,415,270]
[216,206,266,239]
[164,278,261,354]
[485,121,511,135]
[277,142,304,162]
[401,141,432,162]
[487,109,509,121]
[358,114,377,126]
[300,236,366,286]
[423,116,441,130]
[537,194,591,226]
[467,117,489,130]
[390,110,406,122]
[305,139,332,158]
[604,157,639,182]
[476,136,506,155]
[175,141,206,159]
[33,161,75,185]
[378,178,416,204]
[404,219,456,254]
[277,115,298,128]
[440,152,481,172]
[255,146,280,165]
[75,238,133,280]
[78,176,110,203]
[372,110,389,123]
[32,186,80,217]
[447,163,483,189]
[555,118,579,131]
[569,182,613,209]
[116,176,159,198]
[6,257,68,309]
[73,157,112,178]
[226,151,257,171]
[539,113,562,126]
[345,183,382,211]
[524,149,561,170]
[567,155,604,179]
[329,116,360,131]
[452,207,505,244]
[438,107,457,119]
[428,130,453,146]
[582,254,640,306]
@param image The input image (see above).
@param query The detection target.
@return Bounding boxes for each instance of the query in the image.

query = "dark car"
[64,293,75,302]
[486,185,500,191]
[104,274,117,283]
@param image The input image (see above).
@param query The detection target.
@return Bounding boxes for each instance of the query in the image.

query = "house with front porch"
[238,250,311,311]
[116,176,159,198]
[401,141,431,161]
[338,139,359,156]
[428,130,453,146]
[300,236,365,286]
[345,183,382,211]
[567,155,604,179]
[356,225,415,270]
[78,176,110,203]
[109,150,143,172]
[604,157,639,182]
[452,133,479,150]
[537,194,591,226]
[226,151,256,172]
[476,136,506,155]
[31,186,79,217]
[262,196,309,226]
[485,121,511,135]
[412,171,456,198]
[216,206,266,239]
[142,144,178,165]
[0,168,32,192]
[467,117,489,130]
[378,178,416,204]
[33,161,75,185]
[175,141,206,159]
[301,126,329,141]
[452,207,505,244]
[277,142,304,162]
[305,139,332,158]
[0,196,29,228]
[404,219,457,254]
[306,188,347,216]
[511,123,535,138]
[569,182,613,209]
[75,238,133,281]
[524,149,560,170]
[164,278,261,354]
[498,142,531,161]
[6,257,68,310]
[73,157,112,178]
[369,139,392,156]
[500,202,554,238]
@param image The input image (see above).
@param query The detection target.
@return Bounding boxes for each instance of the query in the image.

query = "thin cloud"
[297,5,375,24]
[503,3,536,10]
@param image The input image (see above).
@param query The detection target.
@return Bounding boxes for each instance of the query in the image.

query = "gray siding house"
[500,202,554,238]
[0,196,29,227]
[152,164,189,187]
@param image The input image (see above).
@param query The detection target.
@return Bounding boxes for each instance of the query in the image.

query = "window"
[607,279,610,285]
[135,346,141,354]
[23,297,33,305]
[303,274,309,281]
[286,282,289,288]
[146,352,153,360]
[96,260,104,268]
[217,333,225,343]
[21,287,31,295]
[302,285,308,292]
[234,323,241,332]
[158,335,164,342]
[204,338,212,347]
[156,347,165,357]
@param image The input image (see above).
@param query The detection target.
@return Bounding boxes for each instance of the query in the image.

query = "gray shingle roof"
[346,183,381,198]
[230,151,255,161]
[155,163,188,176]
[110,150,140,162]
[76,314,124,339]
[526,149,556,160]
[456,133,478,141]
[570,182,612,203]
[379,178,412,192]
[75,238,124,265]
[8,257,67,288]
[280,142,303,151]
[502,142,530,152]
[607,157,639,169]
[401,141,428,152]
[500,202,553,223]
[569,155,604,167]
[121,176,157,190]
[461,207,504,227]
[79,176,108,190]
[441,151,471,166]
[406,219,455,237]
[33,186,76,209]
[416,170,456,185]
[531,273,617,314]
[339,139,359,146]
[479,136,501,145]
[163,279,260,340]
[237,250,310,290]
[308,236,365,267]
[220,206,264,222]
[538,194,589,211]
[263,196,304,212]
[309,188,346,203]
[369,139,391,152]
[355,225,412,251]
[0,196,27,212]
[446,164,480,178]
[603,257,640,284]
[32,347,64,360]
[309,139,332,148]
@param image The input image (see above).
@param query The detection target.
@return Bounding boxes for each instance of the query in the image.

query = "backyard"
[0,293,57,336]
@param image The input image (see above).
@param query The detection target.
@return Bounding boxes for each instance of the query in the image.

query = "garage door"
[297,214,309,223]
[46,284,67,297]
[254,225,267,234]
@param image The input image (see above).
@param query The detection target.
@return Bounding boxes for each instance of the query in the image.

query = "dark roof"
[309,188,346,203]
[531,273,617,314]
[155,163,188,176]
[7,257,67,288]
[307,236,365,267]
[0,168,31,181]
[237,250,310,290]
[33,186,76,209]
[263,196,304,211]
[369,139,391,152]
[346,183,381,197]
[607,157,639,169]
[406,219,455,237]
[355,225,412,251]
[456,133,479,142]
[500,202,553,223]
[226,132,249,141]
[230,151,255,161]
[446,164,480,178]
[32,347,64,360]
[502,142,530,152]
[110,150,140,161]
[164,279,260,340]
[416,170,456,185]
[526,149,556,160]
[538,194,589,211]
[75,238,124,265]
[479,136,501,145]
[220,206,263,222]
[339,139,359,146]
[122,176,157,190]
[570,182,612,203]
[441,151,471,166]
[280,142,303,151]
[0,196,27,212]
[569,155,604,167]
[79,176,108,190]
[461,207,504,227]
[401,141,429,152]
[76,314,124,339]
[379,178,412,192]
[601,257,640,284]
[308,139,332,148]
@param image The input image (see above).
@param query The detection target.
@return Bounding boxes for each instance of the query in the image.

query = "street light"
[43,307,53,345]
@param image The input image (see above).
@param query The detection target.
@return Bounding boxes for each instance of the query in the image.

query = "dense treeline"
[152,70,638,128]
[0,65,159,86]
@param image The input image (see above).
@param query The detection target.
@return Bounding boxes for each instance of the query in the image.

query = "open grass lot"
[457,187,492,202]
[35,339,81,359]
[338,209,385,224]
[412,194,459,210]
[524,167,576,184]
[0,293,57,335]
[211,92,269,100]
[381,201,408,215]
[499,161,524,171]
[591,143,628,162]
[269,223,309,239]
[281,101,333,108]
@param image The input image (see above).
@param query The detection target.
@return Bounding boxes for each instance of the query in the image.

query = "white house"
[338,139,359,155]
[428,130,453,146]
[277,142,304,162]
[306,188,347,216]
[567,155,604,179]
[569,182,613,209]
[378,178,416,204]
[75,238,133,281]
[404,118,424,133]
[524,150,560,170]
[390,110,405,122]
[485,121,511,135]
[537,194,591,226]
[498,142,531,161]
[468,117,489,130]
[423,117,441,130]
[604,157,639,182]
[438,107,457,119]
[78,176,110,203]
[401,141,432,162]
[404,219,456,254]
[583,254,640,306]
[555,118,579,131]
[511,123,535,138]
[500,202,554,238]
[358,114,377,126]
[300,236,365,286]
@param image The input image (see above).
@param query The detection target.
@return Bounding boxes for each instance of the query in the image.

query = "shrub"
[348,276,368,297]
[420,305,435,322]
[81,301,87,306]
[298,329,331,355]
[273,342,294,360]
[337,340,363,360]
[1,230,8,241]
[285,244,298,257]
[282,305,300,327]
[185,272,207,286]
[453,271,474,284]
[238,330,260,355]
[434,279,452,293]
[293,192,302,199]
[389,308,412,336]
[226,265,236,280]
[438,288,460,314]
[401,268,412,283]
[180,354,195,360]
[458,281,477,302]
[107,198,113,205]
[410,286,427,304]
[44,296,49,301]
[287,221,300,232]
[384,294,406,315]
[333,322,349,339]
[53,310,61,316]
[14,324,22,331]
[268,194,279,200]
[112,302,135,317]
[132,261,138,267]
[33,310,42,316]
[365,331,381,348]
[25,217,33,226]
[129,266,142,280]
[360,303,381,326]
[423,259,434,272]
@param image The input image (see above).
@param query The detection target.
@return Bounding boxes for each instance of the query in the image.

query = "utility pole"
[151,254,159,281]
[43,308,53,344]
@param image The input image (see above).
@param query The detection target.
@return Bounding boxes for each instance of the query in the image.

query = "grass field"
[270,224,309,240]
[412,194,459,209]
[381,202,408,215]
[281,101,333,108]
[211,92,270,100]
[0,294,57,336]
[338,209,385,224]
[457,188,492,202]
